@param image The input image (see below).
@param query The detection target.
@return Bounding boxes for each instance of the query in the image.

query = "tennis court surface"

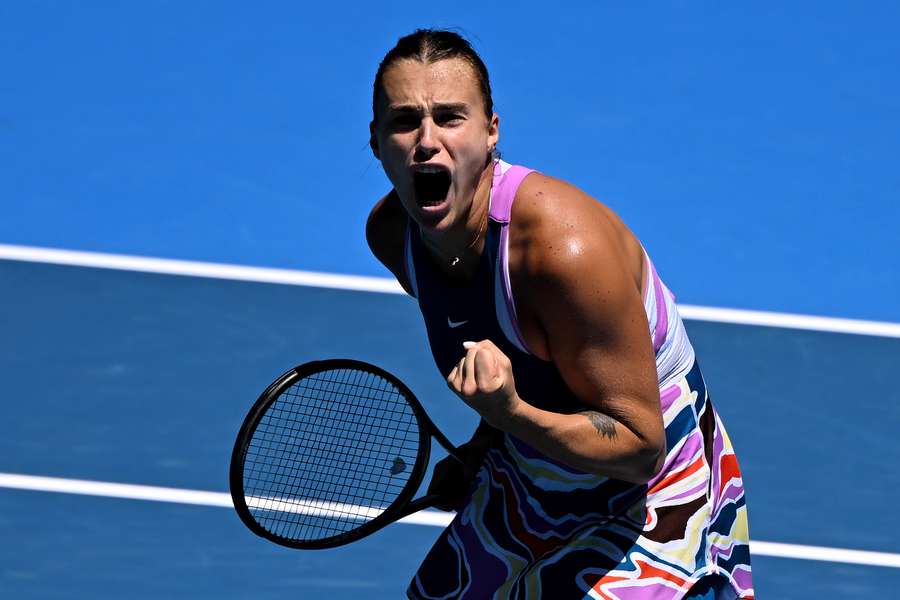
[1,254,899,598]
[3,3,899,597]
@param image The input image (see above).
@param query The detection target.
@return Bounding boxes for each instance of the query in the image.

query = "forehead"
[379,57,483,110]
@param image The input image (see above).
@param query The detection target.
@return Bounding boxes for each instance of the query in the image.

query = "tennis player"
[367,29,753,599]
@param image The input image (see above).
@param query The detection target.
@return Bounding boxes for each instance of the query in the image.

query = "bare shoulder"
[507,173,647,359]
[510,172,645,292]
[366,190,414,295]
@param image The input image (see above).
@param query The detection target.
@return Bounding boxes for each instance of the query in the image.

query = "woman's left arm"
[446,178,665,484]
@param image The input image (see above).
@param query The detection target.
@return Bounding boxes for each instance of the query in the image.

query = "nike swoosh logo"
[447,317,468,328]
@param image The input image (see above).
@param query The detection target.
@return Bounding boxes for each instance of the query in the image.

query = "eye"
[436,113,465,126]
[388,114,420,132]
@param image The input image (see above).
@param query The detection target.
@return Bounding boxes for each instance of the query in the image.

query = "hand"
[426,426,495,511]
[426,453,476,512]
[446,340,521,428]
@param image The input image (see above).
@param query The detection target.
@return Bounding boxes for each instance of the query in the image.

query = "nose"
[414,118,440,160]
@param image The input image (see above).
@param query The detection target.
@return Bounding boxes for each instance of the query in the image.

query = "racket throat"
[397,494,447,519]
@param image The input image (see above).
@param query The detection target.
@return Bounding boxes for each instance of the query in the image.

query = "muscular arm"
[366,189,415,296]
[492,175,665,483]
[580,411,619,440]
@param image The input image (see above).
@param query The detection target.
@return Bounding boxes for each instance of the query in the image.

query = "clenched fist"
[446,340,521,428]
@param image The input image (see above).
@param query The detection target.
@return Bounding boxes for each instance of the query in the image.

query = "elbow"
[644,440,667,483]
[621,439,667,485]
[580,440,665,485]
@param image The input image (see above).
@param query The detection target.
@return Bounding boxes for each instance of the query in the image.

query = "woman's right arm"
[365,189,415,297]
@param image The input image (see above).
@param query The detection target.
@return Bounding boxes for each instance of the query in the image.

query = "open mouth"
[413,169,451,208]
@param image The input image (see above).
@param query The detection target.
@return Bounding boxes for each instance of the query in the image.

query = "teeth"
[414,165,446,174]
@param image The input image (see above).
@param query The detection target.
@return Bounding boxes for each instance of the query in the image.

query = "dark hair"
[372,29,494,123]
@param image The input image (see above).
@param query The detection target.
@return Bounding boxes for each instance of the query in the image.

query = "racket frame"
[229,359,460,549]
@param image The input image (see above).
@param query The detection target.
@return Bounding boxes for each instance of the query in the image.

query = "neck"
[421,163,494,270]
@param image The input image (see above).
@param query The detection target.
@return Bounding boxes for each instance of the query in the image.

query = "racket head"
[229,359,433,549]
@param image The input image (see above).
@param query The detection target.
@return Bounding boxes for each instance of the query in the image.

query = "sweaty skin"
[368,58,664,484]
[369,57,498,273]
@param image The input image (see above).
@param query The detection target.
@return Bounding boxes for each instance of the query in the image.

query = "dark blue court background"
[1,261,899,597]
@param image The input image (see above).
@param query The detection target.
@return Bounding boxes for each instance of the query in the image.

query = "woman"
[367,29,753,599]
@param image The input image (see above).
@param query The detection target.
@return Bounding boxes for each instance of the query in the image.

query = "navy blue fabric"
[408,220,585,415]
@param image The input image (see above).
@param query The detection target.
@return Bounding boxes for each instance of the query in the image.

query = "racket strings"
[244,433,414,495]
[263,376,396,540]
[242,368,421,542]
[280,371,419,541]
[250,397,420,458]
[243,428,411,515]
[257,376,414,492]
[250,372,387,534]
[246,371,396,540]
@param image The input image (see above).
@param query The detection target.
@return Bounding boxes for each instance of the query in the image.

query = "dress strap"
[488,160,537,356]
[489,160,535,223]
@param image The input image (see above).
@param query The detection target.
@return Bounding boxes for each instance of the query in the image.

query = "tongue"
[414,171,450,207]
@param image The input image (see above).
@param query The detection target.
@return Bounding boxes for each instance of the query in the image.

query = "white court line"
[0,244,402,294]
[1,473,899,569]
[676,305,900,338]
[1,243,899,338]
[0,473,453,528]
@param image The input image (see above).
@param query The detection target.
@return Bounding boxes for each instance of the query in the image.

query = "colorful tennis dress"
[403,161,754,599]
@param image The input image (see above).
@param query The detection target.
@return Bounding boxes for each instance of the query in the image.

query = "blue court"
[2,260,899,597]
[2,2,899,598]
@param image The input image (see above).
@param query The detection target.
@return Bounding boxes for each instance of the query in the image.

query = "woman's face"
[371,57,499,233]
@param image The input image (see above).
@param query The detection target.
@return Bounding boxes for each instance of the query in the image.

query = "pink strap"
[489,161,537,356]
[489,162,535,223]
[649,258,669,353]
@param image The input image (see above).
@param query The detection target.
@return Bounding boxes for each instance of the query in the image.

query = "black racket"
[229,358,462,549]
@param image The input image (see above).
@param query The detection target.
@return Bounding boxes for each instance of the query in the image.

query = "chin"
[410,191,458,231]
[415,208,454,233]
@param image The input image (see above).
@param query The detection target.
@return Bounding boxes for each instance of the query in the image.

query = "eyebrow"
[387,102,470,114]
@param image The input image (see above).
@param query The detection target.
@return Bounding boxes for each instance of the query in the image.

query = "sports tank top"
[403,160,754,599]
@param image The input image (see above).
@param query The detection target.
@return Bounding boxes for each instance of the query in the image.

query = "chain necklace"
[424,202,490,269]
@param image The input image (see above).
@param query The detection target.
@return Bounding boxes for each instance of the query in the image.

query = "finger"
[447,358,463,392]
[465,339,506,366]
[473,338,495,351]
[462,347,480,395]
[476,339,511,373]
[446,364,457,389]
[474,347,502,392]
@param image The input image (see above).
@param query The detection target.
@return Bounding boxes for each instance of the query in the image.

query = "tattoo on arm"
[579,411,618,440]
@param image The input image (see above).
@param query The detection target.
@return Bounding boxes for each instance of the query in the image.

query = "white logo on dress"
[447,317,468,328]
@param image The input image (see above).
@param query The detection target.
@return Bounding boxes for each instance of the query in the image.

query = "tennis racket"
[229,358,463,549]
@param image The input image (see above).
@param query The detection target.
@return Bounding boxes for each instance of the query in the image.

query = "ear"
[369,120,380,160]
[487,113,499,155]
